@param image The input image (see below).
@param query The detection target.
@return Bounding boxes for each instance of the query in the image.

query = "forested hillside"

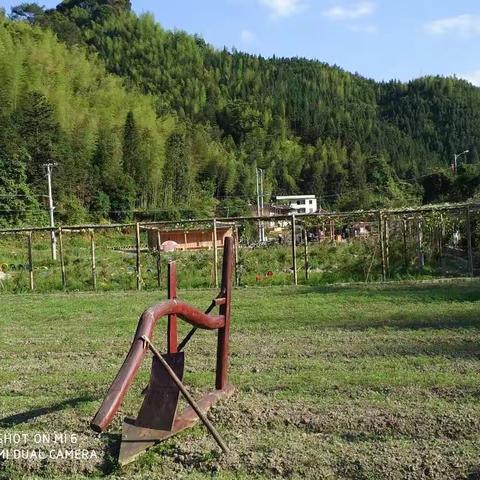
[2,0,480,226]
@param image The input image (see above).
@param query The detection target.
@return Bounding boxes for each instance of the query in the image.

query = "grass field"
[1,281,480,479]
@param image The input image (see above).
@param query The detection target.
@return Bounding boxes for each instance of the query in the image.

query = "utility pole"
[43,163,57,260]
[452,150,469,175]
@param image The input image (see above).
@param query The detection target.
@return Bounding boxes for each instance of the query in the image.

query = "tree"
[421,171,453,204]
[122,110,141,183]
[10,2,44,23]
[162,132,193,207]
[0,120,40,226]
[14,91,61,193]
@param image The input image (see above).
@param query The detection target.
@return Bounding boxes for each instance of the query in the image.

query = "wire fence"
[0,202,479,293]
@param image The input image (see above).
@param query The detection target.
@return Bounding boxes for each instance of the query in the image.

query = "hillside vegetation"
[2,0,480,226]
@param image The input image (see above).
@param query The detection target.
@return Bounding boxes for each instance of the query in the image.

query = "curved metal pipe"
[91,300,225,432]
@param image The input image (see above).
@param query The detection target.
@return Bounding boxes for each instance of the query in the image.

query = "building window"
[298,200,305,205]
[309,200,313,205]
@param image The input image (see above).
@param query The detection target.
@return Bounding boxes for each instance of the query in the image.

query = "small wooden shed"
[146,223,234,251]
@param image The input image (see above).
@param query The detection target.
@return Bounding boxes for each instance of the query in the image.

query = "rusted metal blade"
[135,352,184,431]
[119,417,169,465]
[118,385,235,465]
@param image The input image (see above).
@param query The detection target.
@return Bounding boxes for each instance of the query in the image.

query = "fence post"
[440,213,445,256]
[384,216,390,279]
[291,214,298,285]
[402,217,408,270]
[303,226,309,281]
[466,207,474,277]
[234,224,240,287]
[135,222,141,291]
[417,218,424,270]
[90,229,97,291]
[378,211,386,281]
[27,232,34,291]
[58,227,66,289]
[213,218,218,288]
[156,230,162,288]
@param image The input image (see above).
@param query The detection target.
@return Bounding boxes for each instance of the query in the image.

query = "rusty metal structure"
[91,237,235,464]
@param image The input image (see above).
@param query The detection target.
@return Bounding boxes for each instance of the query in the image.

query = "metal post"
[291,214,298,285]
[167,261,178,353]
[58,227,66,289]
[90,229,97,290]
[156,230,162,288]
[216,236,233,390]
[303,226,309,281]
[135,223,141,290]
[27,232,34,291]
[142,336,228,453]
[466,207,474,277]
[212,218,218,288]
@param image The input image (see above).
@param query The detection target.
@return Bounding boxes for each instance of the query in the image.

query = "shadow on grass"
[306,310,480,332]
[0,396,95,427]
[468,467,480,480]
[98,432,122,476]
[352,338,480,359]
[296,282,480,303]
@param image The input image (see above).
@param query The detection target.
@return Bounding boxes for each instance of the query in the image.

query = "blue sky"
[1,0,480,85]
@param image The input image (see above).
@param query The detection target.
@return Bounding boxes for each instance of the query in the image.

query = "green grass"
[1,280,480,479]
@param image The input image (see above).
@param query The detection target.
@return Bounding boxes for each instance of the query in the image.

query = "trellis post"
[58,227,66,289]
[135,222,141,291]
[416,218,424,270]
[466,207,474,277]
[27,232,34,291]
[234,224,240,287]
[303,226,309,281]
[90,229,97,290]
[384,215,390,278]
[378,211,386,281]
[402,217,408,270]
[440,213,445,257]
[291,214,298,285]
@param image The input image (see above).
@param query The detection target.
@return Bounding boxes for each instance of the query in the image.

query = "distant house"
[350,222,370,237]
[257,195,319,231]
[145,223,234,251]
[274,195,318,214]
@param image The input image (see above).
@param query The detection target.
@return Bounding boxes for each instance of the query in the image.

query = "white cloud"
[240,29,255,44]
[347,24,377,34]
[459,70,480,87]
[259,0,306,18]
[426,14,480,36]
[324,1,376,21]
